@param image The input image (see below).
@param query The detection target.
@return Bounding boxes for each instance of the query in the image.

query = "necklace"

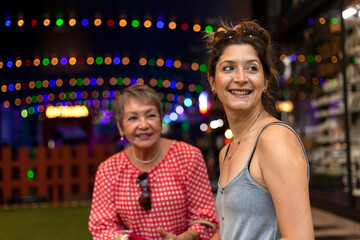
[133,144,161,164]
[226,113,260,161]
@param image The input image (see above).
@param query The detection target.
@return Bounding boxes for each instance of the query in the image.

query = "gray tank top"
[215,122,310,240]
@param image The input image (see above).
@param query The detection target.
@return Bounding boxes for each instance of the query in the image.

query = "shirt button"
[222,217,224,220]
[220,190,223,194]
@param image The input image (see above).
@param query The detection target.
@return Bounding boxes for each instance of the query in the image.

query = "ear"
[207,73,216,90]
[264,78,270,90]
[116,122,124,138]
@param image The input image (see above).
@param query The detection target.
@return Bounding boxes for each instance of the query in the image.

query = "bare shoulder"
[257,122,307,171]
[258,123,301,150]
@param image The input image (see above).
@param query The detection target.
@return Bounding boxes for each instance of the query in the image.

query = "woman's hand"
[157,228,199,240]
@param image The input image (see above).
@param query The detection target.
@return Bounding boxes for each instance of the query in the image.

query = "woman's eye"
[248,66,258,72]
[147,114,157,118]
[223,66,234,71]
[128,116,137,121]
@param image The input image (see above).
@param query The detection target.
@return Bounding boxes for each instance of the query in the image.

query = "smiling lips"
[137,133,152,140]
[229,89,252,95]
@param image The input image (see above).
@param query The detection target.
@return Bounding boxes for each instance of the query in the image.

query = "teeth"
[230,90,250,95]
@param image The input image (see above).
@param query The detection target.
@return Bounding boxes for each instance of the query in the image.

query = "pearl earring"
[120,136,124,141]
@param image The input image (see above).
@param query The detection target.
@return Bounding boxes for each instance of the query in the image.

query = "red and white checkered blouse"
[89,140,218,240]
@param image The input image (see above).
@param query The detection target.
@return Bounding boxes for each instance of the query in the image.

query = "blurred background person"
[89,85,218,240]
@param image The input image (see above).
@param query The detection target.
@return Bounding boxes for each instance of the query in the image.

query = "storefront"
[270,0,360,220]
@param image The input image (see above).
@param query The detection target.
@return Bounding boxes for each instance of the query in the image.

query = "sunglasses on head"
[136,172,151,210]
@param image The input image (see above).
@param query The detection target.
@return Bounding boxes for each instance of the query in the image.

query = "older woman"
[206,21,314,239]
[89,85,218,240]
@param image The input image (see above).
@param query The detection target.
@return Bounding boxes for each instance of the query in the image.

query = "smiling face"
[209,44,268,113]
[118,97,162,150]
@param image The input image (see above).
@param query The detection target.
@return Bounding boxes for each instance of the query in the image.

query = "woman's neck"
[226,106,264,139]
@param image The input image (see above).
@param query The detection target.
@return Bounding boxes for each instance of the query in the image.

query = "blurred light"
[56,19,64,26]
[144,20,152,28]
[191,63,199,71]
[276,100,294,112]
[4,101,10,108]
[168,21,176,29]
[205,25,213,33]
[224,129,233,139]
[173,60,181,68]
[107,19,114,26]
[289,54,297,62]
[282,18,289,25]
[7,61,13,68]
[45,105,89,118]
[95,57,103,65]
[51,57,58,65]
[198,91,209,114]
[169,112,178,121]
[163,114,171,123]
[175,105,184,115]
[132,20,140,27]
[307,18,314,24]
[122,57,130,65]
[307,55,314,62]
[331,18,338,24]
[87,57,94,65]
[165,59,173,67]
[18,19,24,26]
[27,168,35,180]
[69,19,76,26]
[31,19,37,26]
[331,56,338,63]
[342,7,357,19]
[33,58,41,66]
[5,20,11,27]
[15,60,22,67]
[113,57,121,65]
[210,119,224,129]
[181,23,188,30]
[69,57,77,65]
[156,58,164,67]
[94,18,102,26]
[21,109,28,118]
[200,123,208,132]
[193,24,201,32]
[42,58,50,66]
[298,54,305,62]
[60,57,67,65]
[148,58,156,66]
[119,19,127,27]
[182,62,190,69]
[199,64,207,72]
[139,57,147,66]
[319,18,326,24]
[48,140,55,149]
[82,19,89,26]
[104,57,112,65]
[156,20,164,28]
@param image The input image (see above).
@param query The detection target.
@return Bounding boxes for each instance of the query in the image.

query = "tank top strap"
[221,140,232,168]
[246,121,310,180]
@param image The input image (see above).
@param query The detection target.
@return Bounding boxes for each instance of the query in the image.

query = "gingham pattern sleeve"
[174,142,218,239]
[88,154,123,240]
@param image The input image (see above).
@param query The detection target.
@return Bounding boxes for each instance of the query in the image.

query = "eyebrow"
[220,59,261,65]
[124,108,157,116]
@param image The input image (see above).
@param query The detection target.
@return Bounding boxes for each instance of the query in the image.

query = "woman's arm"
[89,161,123,239]
[258,125,314,240]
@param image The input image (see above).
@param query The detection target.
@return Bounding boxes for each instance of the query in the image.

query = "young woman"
[206,21,314,240]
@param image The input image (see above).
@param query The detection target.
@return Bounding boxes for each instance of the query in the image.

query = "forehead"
[123,97,157,113]
[219,44,260,62]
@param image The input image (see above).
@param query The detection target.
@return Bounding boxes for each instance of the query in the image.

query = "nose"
[233,69,247,83]
[138,117,149,129]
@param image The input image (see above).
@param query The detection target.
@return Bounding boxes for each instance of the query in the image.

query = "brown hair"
[113,85,163,129]
[206,20,279,115]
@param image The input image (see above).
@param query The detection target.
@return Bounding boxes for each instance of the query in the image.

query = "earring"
[212,89,216,94]
[262,89,266,97]
[120,136,124,141]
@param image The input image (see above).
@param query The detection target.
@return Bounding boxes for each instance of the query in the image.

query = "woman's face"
[118,97,162,150]
[209,44,268,112]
